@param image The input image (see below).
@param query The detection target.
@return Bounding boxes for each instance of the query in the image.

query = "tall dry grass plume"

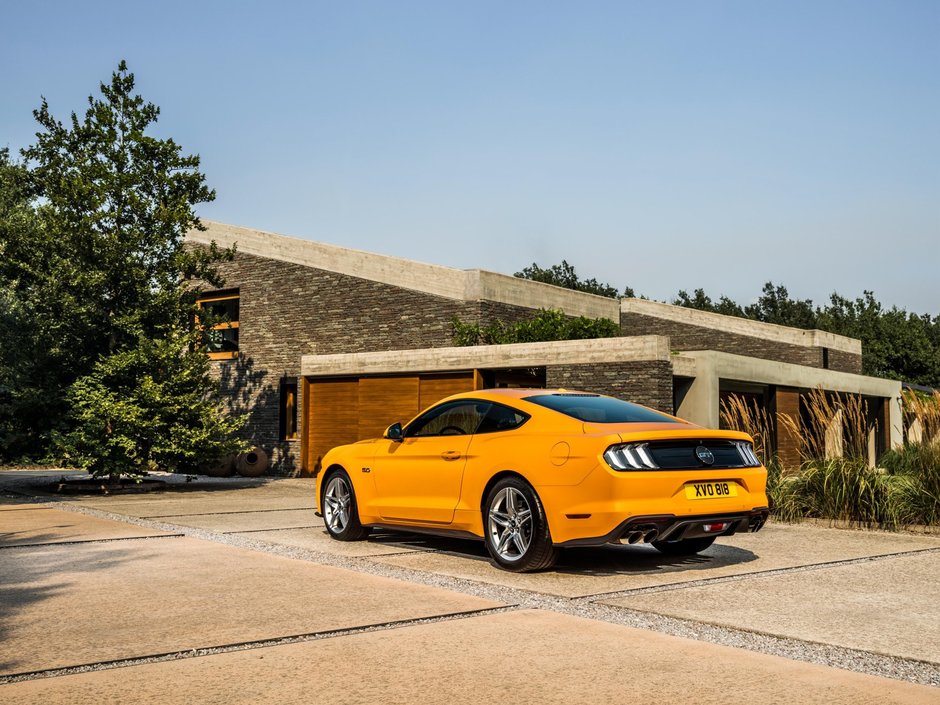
[719,395,774,465]
[777,387,872,464]
[903,389,940,444]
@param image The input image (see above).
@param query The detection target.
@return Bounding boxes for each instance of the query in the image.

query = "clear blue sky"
[2,1,938,314]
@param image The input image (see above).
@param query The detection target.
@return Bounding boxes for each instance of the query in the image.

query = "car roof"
[452,388,593,400]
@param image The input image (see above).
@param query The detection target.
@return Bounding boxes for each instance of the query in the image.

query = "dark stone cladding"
[546,361,674,414]
[620,312,862,374]
[827,348,864,375]
[477,300,540,328]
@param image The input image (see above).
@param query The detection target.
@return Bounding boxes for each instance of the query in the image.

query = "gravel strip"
[30,501,939,689]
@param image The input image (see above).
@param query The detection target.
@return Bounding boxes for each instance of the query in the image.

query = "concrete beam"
[301,336,671,377]
[674,350,904,446]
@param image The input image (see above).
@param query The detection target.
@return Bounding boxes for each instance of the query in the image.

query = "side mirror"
[384,422,404,442]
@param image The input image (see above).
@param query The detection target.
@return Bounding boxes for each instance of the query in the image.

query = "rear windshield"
[523,393,680,424]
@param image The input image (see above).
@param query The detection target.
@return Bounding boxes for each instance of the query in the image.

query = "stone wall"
[209,251,480,474]
[477,300,542,328]
[621,312,862,374]
[826,348,864,375]
[545,361,674,413]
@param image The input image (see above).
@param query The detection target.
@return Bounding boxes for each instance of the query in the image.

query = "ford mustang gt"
[315,389,768,572]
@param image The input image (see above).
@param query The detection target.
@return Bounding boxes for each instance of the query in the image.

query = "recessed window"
[280,379,298,441]
[197,291,239,360]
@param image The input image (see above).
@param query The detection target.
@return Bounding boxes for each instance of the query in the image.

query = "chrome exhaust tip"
[627,531,643,544]
[643,529,659,543]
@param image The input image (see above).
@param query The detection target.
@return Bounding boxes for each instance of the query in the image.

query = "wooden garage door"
[358,377,421,440]
[302,372,477,475]
[304,378,359,476]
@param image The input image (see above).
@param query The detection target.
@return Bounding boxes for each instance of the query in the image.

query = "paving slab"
[0,507,173,547]
[601,551,940,664]
[3,610,935,705]
[0,536,501,676]
[370,522,940,598]
[0,501,50,510]
[161,508,319,532]
[235,526,441,557]
[67,491,311,518]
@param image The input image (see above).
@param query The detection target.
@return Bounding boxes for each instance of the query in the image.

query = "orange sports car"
[315,389,768,572]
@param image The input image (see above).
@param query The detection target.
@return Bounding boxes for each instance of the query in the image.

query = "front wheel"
[322,470,370,541]
[651,536,716,556]
[484,477,557,572]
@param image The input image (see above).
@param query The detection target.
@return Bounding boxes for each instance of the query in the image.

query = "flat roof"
[187,221,619,320]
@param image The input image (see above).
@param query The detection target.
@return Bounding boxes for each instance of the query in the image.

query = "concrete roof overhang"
[673,350,903,443]
[673,350,900,398]
[301,336,670,377]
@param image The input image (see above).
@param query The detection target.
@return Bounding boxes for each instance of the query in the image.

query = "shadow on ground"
[0,542,143,674]
[361,529,759,576]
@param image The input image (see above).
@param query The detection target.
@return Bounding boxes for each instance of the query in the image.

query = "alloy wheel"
[323,475,352,534]
[487,486,533,562]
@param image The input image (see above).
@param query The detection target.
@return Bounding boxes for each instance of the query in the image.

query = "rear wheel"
[651,536,716,556]
[484,477,557,572]
[322,470,370,541]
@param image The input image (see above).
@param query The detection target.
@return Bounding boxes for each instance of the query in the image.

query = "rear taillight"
[734,441,762,467]
[604,443,659,470]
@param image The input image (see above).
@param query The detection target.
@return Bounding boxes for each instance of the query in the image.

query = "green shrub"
[769,458,902,527]
[56,331,247,481]
[453,309,620,346]
[882,442,940,526]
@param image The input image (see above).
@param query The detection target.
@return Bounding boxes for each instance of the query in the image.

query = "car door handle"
[440,450,462,461]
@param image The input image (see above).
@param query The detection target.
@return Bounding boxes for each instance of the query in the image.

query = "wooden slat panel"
[419,372,475,410]
[306,378,359,476]
[775,387,802,472]
[358,377,420,440]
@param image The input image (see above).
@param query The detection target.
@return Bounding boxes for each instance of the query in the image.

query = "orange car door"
[371,400,490,524]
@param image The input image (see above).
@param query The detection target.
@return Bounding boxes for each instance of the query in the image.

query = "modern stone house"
[187,221,903,476]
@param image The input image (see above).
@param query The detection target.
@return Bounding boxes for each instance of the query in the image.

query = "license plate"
[685,481,737,500]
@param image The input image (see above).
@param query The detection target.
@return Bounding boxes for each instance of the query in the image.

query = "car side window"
[475,403,530,434]
[405,401,492,437]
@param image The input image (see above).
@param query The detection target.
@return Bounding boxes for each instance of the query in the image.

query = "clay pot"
[236,448,269,477]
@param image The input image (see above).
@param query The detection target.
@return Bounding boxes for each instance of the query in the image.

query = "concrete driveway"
[0,469,937,703]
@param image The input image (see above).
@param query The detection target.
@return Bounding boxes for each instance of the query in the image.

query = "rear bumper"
[556,507,769,547]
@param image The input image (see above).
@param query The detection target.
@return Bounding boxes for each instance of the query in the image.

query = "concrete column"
[775,387,802,471]
[675,358,720,429]
[825,408,844,459]
[887,393,904,450]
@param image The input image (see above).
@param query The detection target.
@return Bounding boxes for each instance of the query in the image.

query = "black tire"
[651,536,716,556]
[483,477,557,572]
[321,469,371,541]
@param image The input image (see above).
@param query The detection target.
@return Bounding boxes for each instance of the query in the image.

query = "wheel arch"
[479,470,536,514]
[319,463,348,505]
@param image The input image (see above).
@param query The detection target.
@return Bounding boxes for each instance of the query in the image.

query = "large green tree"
[0,61,242,473]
